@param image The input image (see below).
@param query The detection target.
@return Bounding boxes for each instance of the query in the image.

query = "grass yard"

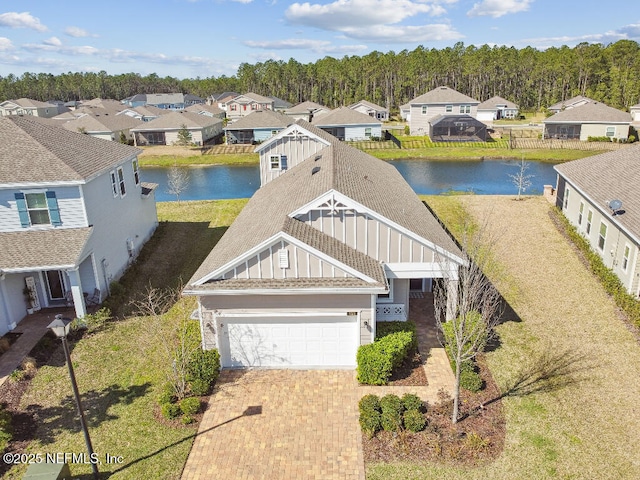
[365,195,640,479]
[6,200,247,480]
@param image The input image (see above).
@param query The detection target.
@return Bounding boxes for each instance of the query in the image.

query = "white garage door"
[219,316,358,368]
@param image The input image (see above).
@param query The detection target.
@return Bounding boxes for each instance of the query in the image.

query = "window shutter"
[281,155,288,170]
[46,191,62,226]
[14,192,30,227]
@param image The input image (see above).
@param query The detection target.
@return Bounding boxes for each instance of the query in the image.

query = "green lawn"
[10,200,247,480]
[138,153,258,167]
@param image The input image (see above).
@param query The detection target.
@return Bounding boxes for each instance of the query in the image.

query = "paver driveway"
[181,369,365,480]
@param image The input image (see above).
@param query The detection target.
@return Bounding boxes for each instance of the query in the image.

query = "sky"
[0,0,638,79]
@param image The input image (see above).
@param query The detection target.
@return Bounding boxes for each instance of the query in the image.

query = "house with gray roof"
[62,112,142,142]
[0,116,158,335]
[185,103,225,119]
[226,93,275,123]
[184,120,464,368]
[224,110,291,144]
[285,101,331,122]
[0,98,62,118]
[311,107,382,141]
[121,93,205,110]
[131,111,223,146]
[269,96,293,112]
[349,99,389,121]
[476,96,519,122]
[543,102,631,141]
[555,145,640,297]
[630,103,640,123]
[408,86,480,137]
[547,95,595,114]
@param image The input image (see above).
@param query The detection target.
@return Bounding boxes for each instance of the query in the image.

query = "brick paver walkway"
[181,296,454,479]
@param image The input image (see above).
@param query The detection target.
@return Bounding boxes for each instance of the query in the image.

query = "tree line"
[1,40,639,113]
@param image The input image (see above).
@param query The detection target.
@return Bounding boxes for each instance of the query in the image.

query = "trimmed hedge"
[180,397,201,416]
[380,394,404,432]
[403,409,426,432]
[552,208,640,328]
[187,348,221,396]
[357,329,416,385]
[359,393,427,435]
[359,394,382,438]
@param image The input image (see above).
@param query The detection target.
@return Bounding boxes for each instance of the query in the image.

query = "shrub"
[0,338,10,354]
[21,356,37,375]
[157,383,176,405]
[380,394,404,432]
[403,409,426,432]
[401,393,423,412]
[187,348,221,396]
[460,369,483,393]
[8,370,24,382]
[161,402,181,420]
[357,327,417,385]
[0,407,11,452]
[181,414,194,425]
[180,397,201,416]
[82,307,112,332]
[359,395,382,437]
[404,125,410,135]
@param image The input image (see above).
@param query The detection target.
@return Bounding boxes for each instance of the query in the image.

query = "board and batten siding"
[299,209,435,264]
[0,186,84,232]
[259,133,327,186]
[220,239,355,280]
[343,125,382,141]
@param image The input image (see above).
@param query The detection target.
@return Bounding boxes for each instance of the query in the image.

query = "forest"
[1,40,639,114]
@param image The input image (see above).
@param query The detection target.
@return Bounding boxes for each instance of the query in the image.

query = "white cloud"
[43,37,62,47]
[0,12,47,31]
[231,0,253,3]
[244,38,368,53]
[340,23,462,42]
[522,22,640,48]
[467,0,532,18]
[0,37,14,50]
[64,26,97,38]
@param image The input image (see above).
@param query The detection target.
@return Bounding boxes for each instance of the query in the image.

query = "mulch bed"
[363,353,505,467]
[387,351,427,386]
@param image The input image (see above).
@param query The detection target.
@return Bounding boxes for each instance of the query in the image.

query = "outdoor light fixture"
[47,315,99,480]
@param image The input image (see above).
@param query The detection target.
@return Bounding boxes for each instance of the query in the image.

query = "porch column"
[0,272,14,330]
[67,268,87,318]
[445,278,459,321]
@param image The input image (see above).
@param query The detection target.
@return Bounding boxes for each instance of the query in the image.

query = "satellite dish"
[609,199,623,215]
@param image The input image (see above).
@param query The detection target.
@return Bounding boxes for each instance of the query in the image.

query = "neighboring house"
[121,93,205,110]
[117,105,168,122]
[269,96,293,112]
[0,116,158,335]
[0,98,61,118]
[285,101,331,122]
[225,93,275,123]
[543,102,631,141]
[408,86,480,136]
[547,95,595,114]
[311,107,382,141]
[476,96,519,122]
[62,113,142,142]
[224,110,291,145]
[428,115,488,142]
[131,111,223,146]
[185,104,226,119]
[630,103,640,123]
[349,100,389,121]
[399,102,410,121]
[184,120,464,368]
[207,92,239,111]
[555,144,640,298]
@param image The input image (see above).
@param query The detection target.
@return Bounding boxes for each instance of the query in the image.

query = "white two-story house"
[0,116,158,335]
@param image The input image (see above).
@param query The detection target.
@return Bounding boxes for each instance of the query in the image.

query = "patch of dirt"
[387,352,427,386]
[363,353,505,467]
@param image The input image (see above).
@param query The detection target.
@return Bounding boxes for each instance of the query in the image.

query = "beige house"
[62,113,142,142]
[0,98,61,118]
[131,111,223,146]
[476,96,519,122]
[555,145,640,297]
[349,100,389,121]
[543,102,631,141]
[226,93,275,123]
[547,95,595,114]
[184,120,463,369]
[285,101,331,122]
[408,86,480,136]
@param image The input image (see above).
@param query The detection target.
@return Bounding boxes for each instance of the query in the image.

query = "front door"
[45,270,65,300]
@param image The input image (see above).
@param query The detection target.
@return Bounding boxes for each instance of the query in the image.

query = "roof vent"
[608,199,623,216]
[312,166,321,175]
[314,155,322,161]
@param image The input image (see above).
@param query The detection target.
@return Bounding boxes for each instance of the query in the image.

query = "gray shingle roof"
[544,102,631,123]
[410,86,479,105]
[555,144,640,242]
[189,119,462,287]
[286,101,329,114]
[0,227,93,271]
[224,110,291,130]
[477,95,518,110]
[185,104,225,116]
[6,98,52,108]
[131,111,222,131]
[547,95,595,111]
[0,116,142,185]
[62,112,142,133]
[312,107,382,126]
[231,92,274,104]
[349,100,388,112]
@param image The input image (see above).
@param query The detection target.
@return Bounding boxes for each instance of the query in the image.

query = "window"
[586,210,593,234]
[26,193,50,225]
[563,187,570,209]
[459,105,471,114]
[132,159,140,185]
[230,104,237,111]
[606,126,615,137]
[271,130,278,136]
[117,167,126,196]
[15,191,61,227]
[578,202,584,225]
[110,171,118,197]
[421,106,428,115]
[269,155,281,170]
[598,222,607,250]
[445,105,453,113]
[365,127,372,138]
[622,245,630,271]
[251,103,257,110]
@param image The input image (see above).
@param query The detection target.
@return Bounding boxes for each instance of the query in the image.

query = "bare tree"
[434,218,503,424]
[508,158,534,200]
[131,286,200,401]
[167,165,190,203]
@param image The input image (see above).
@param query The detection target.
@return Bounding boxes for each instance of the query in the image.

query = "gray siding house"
[349,100,389,121]
[184,120,463,369]
[224,110,291,145]
[131,111,223,146]
[311,107,382,141]
[408,86,480,136]
[0,117,158,335]
[555,145,640,297]
[0,98,62,118]
[543,102,631,141]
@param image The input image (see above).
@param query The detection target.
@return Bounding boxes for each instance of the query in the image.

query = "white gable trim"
[290,189,465,265]
[184,286,387,296]
[192,231,382,286]
[254,123,331,153]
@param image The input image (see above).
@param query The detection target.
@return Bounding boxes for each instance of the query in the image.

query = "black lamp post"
[47,314,99,479]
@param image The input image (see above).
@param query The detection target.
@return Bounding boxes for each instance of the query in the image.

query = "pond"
[142,159,558,202]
